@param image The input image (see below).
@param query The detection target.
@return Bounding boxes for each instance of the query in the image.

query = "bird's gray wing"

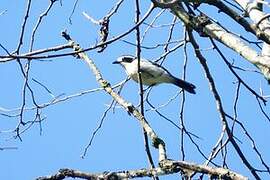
[139,60,168,78]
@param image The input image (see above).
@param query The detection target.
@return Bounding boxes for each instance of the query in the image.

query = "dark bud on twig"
[61,30,72,41]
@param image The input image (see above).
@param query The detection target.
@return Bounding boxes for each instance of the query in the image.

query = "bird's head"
[112,55,136,67]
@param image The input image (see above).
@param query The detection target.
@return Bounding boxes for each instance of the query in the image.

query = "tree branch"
[61,31,167,162]
[36,160,247,180]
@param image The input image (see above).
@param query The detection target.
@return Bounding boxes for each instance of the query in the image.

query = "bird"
[113,55,196,94]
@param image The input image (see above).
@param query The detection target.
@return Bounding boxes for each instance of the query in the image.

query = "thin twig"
[135,0,157,178]
[0,4,155,61]
[81,99,115,158]
[188,30,261,179]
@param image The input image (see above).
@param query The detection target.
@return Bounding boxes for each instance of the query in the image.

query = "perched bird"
[113,55,196,94]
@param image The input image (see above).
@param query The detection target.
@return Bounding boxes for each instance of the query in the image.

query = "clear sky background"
[0,0,270,179]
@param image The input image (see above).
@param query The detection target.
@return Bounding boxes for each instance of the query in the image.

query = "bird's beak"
[112,60,121,64]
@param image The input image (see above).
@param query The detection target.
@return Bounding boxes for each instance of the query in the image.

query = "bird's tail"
[172,78,196,94]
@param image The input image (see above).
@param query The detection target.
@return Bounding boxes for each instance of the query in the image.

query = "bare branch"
[36,160,247,180]
[135,0,157,177]
[153,1,270,81]
[0,4,155,61]
[0,43,73,62]
[81,99,115,158]
[206,0,270,44]
[29,0,58,51]
[61,31,167,161]
[188,29,261,179]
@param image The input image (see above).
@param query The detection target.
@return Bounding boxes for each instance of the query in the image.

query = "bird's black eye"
[122,56,134,63]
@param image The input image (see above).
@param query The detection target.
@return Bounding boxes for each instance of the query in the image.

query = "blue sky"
[0,0,270,179]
